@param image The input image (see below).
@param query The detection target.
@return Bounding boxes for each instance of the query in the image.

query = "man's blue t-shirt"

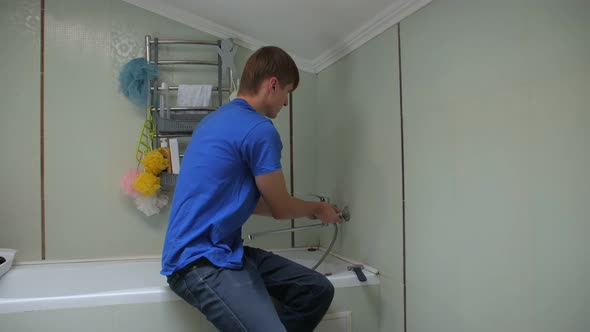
[160,98,282,276]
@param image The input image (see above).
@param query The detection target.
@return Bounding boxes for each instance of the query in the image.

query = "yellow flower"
[132,172,161,196]
[141,149,168,175]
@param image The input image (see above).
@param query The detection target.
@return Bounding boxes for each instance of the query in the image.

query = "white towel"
[177,84,212,108]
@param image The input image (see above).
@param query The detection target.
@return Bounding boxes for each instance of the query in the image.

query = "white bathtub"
[0,248,378,315]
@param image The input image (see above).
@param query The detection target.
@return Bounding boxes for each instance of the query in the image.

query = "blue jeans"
[166,246,335,332]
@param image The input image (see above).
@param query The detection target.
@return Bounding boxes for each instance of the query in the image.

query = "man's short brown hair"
[239,46,299,95]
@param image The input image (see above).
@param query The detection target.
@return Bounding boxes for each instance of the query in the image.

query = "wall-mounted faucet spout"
[247,206,350,240]
[246,196,350,271]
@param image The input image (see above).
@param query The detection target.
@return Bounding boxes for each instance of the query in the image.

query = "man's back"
[160,98,282,275]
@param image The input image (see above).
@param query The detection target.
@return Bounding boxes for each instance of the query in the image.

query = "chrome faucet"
[305,195,350,221]
[246,196,350,240]
[308,194,329,202]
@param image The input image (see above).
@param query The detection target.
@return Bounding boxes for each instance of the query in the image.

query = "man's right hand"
[313,202,342,224]
[255,170,344,223]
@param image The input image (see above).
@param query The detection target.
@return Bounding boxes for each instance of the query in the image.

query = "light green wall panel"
[43,0,191,259]
[379,275,405,332]
[1,0,318,260]
[401,0,590,331]
[42,0,294,259]
[0,0,42,261]
[318,25,403,281]
[317,25,404,332]
[292,71,318,199]
[293,71,322,248]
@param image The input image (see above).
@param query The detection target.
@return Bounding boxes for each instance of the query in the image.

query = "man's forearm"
[253,196,320,220]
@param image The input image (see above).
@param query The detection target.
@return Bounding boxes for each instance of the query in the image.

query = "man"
[161,46,342,331]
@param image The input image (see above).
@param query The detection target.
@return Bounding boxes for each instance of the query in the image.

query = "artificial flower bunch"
[120,148,170,216]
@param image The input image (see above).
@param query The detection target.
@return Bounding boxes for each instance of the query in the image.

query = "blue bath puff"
[119,57,159,108]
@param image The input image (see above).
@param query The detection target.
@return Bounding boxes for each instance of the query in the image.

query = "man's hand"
[312,202,342,224]
[255,170,343,222]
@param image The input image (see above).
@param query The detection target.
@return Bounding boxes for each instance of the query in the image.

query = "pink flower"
[120,168,141,198]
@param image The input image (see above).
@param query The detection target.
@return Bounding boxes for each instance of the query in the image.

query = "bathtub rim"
[1,247,379,315]
[11,247,380,275]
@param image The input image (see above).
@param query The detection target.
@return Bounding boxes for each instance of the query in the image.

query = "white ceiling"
[123,0,432,73]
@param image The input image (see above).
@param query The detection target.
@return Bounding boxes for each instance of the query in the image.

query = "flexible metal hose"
[311,224,338,271]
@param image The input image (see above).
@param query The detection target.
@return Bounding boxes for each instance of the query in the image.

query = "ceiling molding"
[312,0,432,73]
[121,0,316,72]
[123,0,431,74]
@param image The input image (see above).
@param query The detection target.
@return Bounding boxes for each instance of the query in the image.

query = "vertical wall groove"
[289,92,295,248]
[40,0,46,260]
[397,23,408,332]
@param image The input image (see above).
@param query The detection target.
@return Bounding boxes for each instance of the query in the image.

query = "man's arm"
[253,196,272,217]
[254,170,341,223]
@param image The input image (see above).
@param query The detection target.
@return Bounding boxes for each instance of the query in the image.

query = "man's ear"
[269,77,278,92]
